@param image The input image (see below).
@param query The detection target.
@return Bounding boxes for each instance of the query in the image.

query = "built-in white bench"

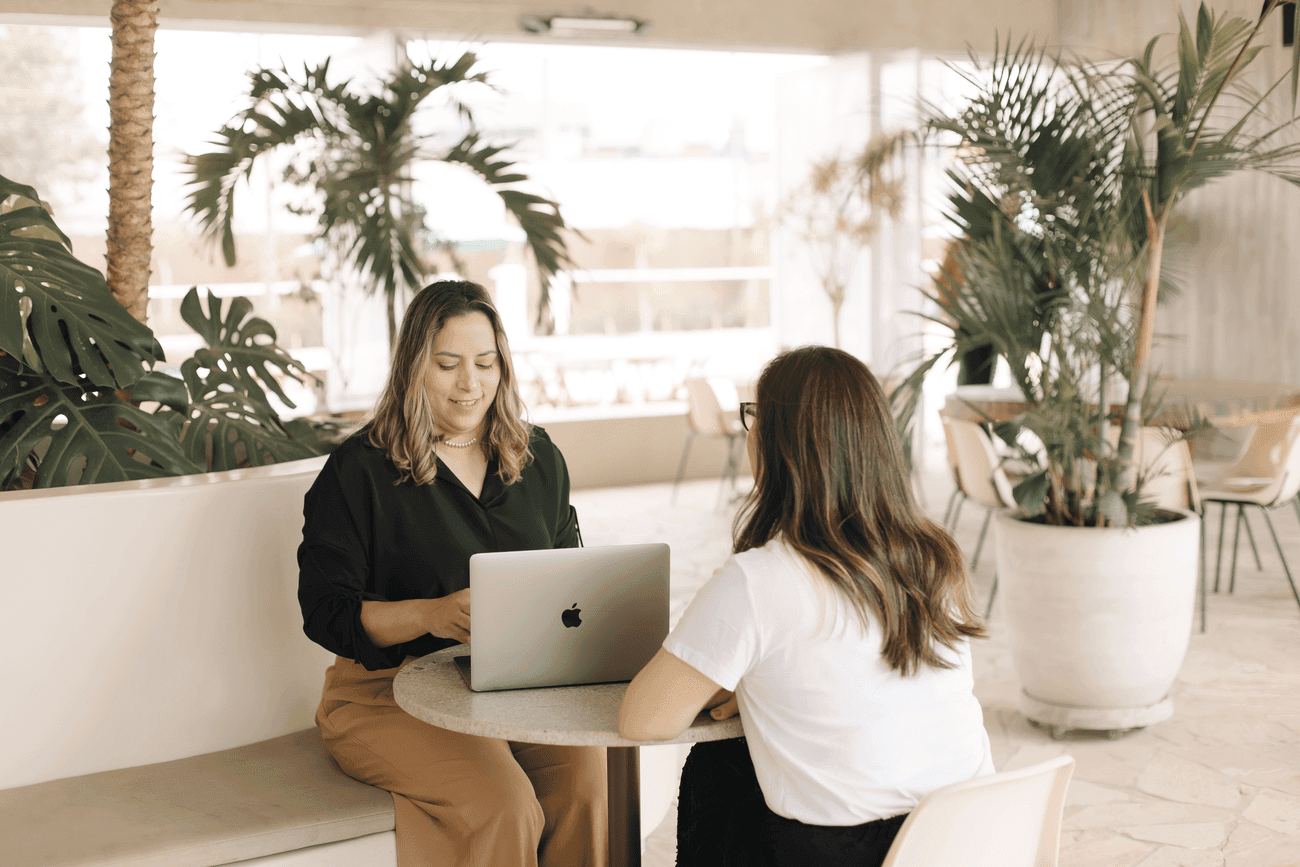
[0,457,398,866]
[0,454,683,866]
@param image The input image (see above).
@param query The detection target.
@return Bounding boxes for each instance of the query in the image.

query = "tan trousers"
[316,656,608,867]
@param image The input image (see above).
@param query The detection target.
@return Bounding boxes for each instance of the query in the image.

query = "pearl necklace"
[440,436,478,449]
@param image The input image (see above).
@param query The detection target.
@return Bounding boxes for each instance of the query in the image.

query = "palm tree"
[106,0,157,324]
[899,2,1300,526]
[183,50,577,346]
[1114,0,1300,483]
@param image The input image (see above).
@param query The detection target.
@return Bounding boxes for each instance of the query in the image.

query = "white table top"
[393,645,744,748]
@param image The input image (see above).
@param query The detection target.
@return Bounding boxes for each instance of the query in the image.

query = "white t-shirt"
[664,537,995,826]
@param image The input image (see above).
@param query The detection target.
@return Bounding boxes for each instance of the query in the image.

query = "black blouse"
[297,426,581,670]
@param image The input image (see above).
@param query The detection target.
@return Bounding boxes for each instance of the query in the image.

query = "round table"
[393,645,744,867]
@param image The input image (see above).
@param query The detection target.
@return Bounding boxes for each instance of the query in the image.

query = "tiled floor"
[571,463,1300,867]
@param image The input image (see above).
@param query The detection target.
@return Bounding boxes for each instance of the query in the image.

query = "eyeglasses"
[739,402,757,431]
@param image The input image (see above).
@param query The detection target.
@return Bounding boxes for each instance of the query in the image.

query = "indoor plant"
[183,49,578,344]
[0,174,322,490]
[903,3,1300,733]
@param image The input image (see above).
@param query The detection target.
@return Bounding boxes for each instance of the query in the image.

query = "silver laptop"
[456,543,670,691]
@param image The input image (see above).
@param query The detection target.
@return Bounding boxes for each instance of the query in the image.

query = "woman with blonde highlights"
[620,345,992,867]
[299,281,606,867]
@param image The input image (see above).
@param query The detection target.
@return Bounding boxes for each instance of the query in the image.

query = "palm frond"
[443,131,578,325]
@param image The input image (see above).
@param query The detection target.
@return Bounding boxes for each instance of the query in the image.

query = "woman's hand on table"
[360,591,471,648]
[619,648,727,741]
[705,688,738,720]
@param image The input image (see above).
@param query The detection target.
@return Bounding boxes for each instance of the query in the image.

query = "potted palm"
[903,3,1300,735]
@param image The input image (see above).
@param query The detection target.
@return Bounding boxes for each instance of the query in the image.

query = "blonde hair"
[368,281,532,486]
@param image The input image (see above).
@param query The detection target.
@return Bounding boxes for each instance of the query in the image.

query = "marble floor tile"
[1224,820,1276,854]
[1241,789,1300,835]
[1135,753,1247,808]
[1126,823,1228,849]
[573,452,1300,867]
[1134,849,1226,867]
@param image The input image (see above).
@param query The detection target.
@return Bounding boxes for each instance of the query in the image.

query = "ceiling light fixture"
[518,12,652,36]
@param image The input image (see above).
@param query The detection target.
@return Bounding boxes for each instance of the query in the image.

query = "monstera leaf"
[180,287,316,413]
[0,351,200,488]
[167,349,317,472]
[0,175,162,390]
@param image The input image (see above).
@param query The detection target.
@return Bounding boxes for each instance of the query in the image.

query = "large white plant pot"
[993,508,1200,733]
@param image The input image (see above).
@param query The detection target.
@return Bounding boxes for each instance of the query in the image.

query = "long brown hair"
[734,346,985,675]
[368,280,532,486]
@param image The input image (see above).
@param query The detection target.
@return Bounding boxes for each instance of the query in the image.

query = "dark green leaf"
[0,352,200,489]
[180,288,317,413]
[1012,470,1051,517]
[1,174,161,389]
[130,369,190,411]
[174,355,316,472]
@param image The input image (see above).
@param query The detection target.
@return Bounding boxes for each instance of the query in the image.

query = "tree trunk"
[106,0,157,324]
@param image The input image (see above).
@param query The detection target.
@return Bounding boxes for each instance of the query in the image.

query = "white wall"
[1056,0,1300,388]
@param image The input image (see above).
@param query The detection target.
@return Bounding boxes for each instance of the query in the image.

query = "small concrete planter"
[992,508,1200,737]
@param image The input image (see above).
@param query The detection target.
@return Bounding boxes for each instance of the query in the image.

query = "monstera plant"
[1,174,321,490]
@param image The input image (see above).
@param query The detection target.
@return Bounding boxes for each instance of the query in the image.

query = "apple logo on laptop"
[562,603,582,628]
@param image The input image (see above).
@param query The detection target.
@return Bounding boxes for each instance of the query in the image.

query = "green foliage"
[0,352,201,488]
[0,175,161,389]
[0,175,323,490]
[179,290,313,415]
[896,4,1300,526]
[183,50,578,340]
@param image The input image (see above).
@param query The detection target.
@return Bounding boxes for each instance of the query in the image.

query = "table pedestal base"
[607,746,641,867]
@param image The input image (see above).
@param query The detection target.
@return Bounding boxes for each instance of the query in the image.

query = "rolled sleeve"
[297,456,406,671]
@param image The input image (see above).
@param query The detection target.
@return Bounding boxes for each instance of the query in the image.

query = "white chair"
[943,416,1017,617]
[673,377,746,508]
[1199,415,1300,615]
[881,755,1075,867]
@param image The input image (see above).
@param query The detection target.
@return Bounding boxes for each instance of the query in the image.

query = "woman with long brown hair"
[620,345,992,866]
[298,281,606,867]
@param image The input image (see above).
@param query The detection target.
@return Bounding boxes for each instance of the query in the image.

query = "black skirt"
[677,738,908,867]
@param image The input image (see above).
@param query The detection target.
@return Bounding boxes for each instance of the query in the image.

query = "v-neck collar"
[435,454,504,506]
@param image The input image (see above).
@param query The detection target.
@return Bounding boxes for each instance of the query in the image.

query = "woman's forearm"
[360,589,472,647]
[360,599,437,648]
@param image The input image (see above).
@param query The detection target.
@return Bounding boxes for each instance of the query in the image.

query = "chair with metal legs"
[673,377,746,508]
[1199,415,1300,616]
[943,417,1017,618]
